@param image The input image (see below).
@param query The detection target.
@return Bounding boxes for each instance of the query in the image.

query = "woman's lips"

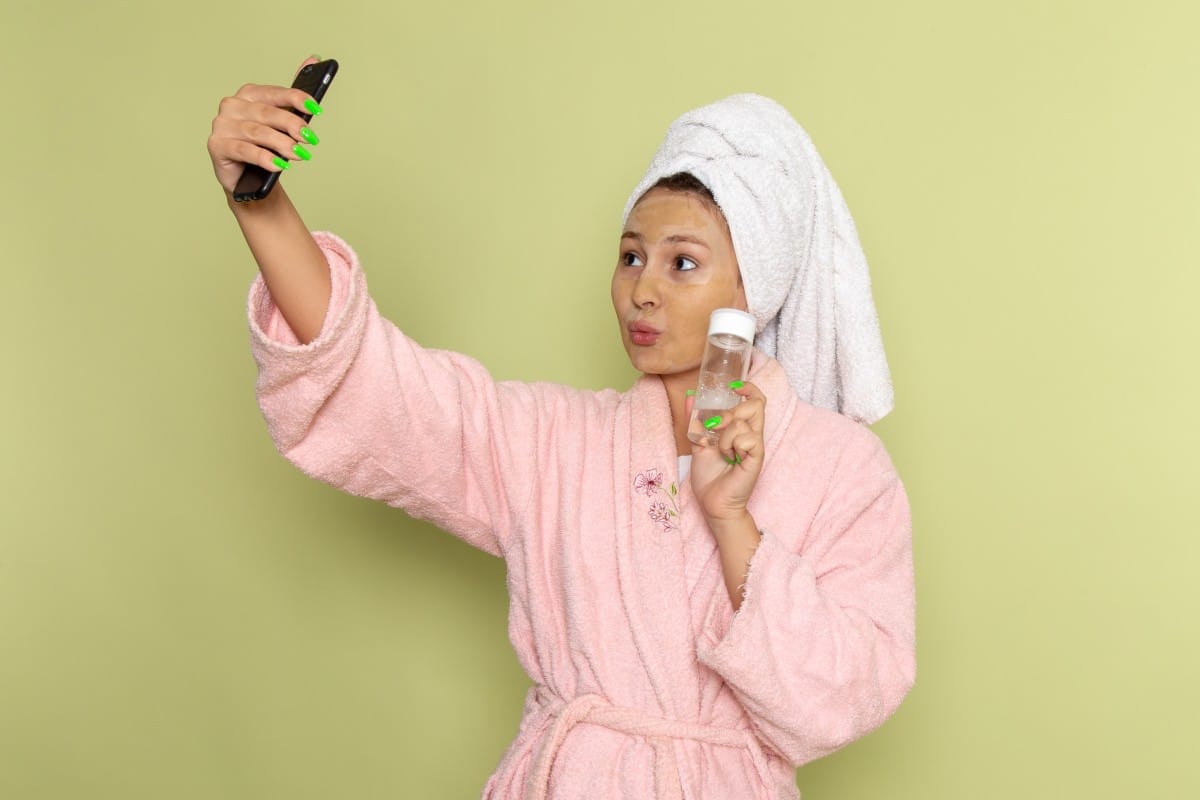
[629,322,661,346]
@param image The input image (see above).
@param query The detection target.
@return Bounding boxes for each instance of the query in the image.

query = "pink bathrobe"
[248,233,916,800]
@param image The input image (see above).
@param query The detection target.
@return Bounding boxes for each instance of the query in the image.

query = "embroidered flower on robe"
[648,501,675,532]
[635,469,680,533]
[634,469,664,496]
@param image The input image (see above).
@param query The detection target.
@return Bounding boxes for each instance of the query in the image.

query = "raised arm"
[247,232,544,558]
[207,57,331,342]
[211,60,543,557]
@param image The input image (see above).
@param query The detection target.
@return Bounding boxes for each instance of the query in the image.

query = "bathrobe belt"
[524,686,777,799]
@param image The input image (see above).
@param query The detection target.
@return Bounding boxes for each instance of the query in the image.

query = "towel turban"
[621,94,894,424]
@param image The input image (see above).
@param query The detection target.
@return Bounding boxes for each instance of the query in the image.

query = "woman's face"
[611,188,747,381]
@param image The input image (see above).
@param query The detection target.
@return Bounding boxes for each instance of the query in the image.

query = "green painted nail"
[299,126,320,145]
[724,456,736,465]
[292,143,312,161]
[272,156,290,171]
[309,53,323,61]
[729,380,745,389]
[304,98,323,116]
[685,389,696,397]
[704,415,722,430]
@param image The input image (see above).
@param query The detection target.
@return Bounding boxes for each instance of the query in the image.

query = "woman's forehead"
[626,188,730,237]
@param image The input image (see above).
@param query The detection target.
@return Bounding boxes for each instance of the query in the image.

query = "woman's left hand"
[687,381,766,522]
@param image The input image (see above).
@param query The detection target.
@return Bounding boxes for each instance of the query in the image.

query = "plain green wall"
[3,0,1197,797]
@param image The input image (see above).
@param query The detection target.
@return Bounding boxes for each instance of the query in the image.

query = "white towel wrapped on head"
[621,93,894,424]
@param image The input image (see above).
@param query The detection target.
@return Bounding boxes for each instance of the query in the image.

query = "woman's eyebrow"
[620,231,710,250]
[662,234,710,250]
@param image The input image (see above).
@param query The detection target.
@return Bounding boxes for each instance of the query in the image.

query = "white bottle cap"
[707,308,756,343]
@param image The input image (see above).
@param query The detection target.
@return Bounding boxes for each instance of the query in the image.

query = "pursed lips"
[628,321,661,346]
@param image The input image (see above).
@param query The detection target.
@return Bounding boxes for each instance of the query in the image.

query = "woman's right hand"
[207,57,322,196]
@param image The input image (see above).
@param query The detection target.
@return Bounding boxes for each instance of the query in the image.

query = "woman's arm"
[689,381,770,611]
[697,435,916,767]
[207,57,331,342]
[248,233,542,558]
[210,62,543,555]
[228,187,330,343]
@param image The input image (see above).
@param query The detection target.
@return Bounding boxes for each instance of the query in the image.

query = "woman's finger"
[732,380,766,414]
[211,114,308,163]
[730,429,761,460]
[215,135,294,174]
[208,61,326,194]
[715,418,760,462]
[219,92,320,135]
[698,405,754,439]
[715,396,764,435]
[223,84,322,124]
[293,55,322,79]
[692,381,766,445]
[213,101,318,159]
[238,116,313,158]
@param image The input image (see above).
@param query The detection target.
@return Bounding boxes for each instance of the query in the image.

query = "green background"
[3,0,1197,797]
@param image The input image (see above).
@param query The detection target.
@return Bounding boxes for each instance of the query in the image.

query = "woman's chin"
[627,355,698,384]
[626,351,664,375]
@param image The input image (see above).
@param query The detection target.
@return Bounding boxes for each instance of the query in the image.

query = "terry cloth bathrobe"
[247,233,916,800]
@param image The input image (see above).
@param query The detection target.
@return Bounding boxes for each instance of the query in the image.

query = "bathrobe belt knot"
[524,686,776,799]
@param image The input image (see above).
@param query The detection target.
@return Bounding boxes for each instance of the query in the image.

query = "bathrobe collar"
[618,351,796,719]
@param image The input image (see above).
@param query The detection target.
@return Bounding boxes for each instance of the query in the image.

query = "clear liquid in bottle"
[687,311,755,445]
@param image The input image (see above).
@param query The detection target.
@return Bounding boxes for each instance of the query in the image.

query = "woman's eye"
[674,256,698,271]
[622,252,644,267]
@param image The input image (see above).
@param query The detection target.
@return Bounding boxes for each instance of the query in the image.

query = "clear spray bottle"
[687,308,756,445]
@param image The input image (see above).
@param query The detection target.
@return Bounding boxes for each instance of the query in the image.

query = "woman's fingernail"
[729,380,745,389]
[304,98,323,116]
[299,127,320,145]
[685,389,696,397]
[292,143,312,161]
[724,456,736,465]
[704,415,722,430]
[310,53,323,61]
[272,156,290,171]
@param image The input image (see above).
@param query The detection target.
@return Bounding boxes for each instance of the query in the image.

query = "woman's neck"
[660,370,699,456]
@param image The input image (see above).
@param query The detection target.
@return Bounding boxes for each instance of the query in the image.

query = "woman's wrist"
[705,509,759,539]
[227,181,289,220]
[705,510,762,611]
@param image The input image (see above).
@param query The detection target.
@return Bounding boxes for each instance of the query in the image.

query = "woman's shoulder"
[794,401,894,471]
[753,355,896,478]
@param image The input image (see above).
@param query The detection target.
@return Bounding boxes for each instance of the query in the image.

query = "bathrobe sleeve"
[695,428,916,768]
[246,231,538,558]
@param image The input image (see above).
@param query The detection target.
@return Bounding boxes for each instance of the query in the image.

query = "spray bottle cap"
[707,308,756,343]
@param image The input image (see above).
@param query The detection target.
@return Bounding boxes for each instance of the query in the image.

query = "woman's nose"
[631,269,660,309]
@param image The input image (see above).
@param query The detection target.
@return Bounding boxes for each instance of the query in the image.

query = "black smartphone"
[232,59,339,202]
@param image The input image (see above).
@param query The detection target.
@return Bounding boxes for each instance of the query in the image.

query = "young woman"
[208,57,915,800]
